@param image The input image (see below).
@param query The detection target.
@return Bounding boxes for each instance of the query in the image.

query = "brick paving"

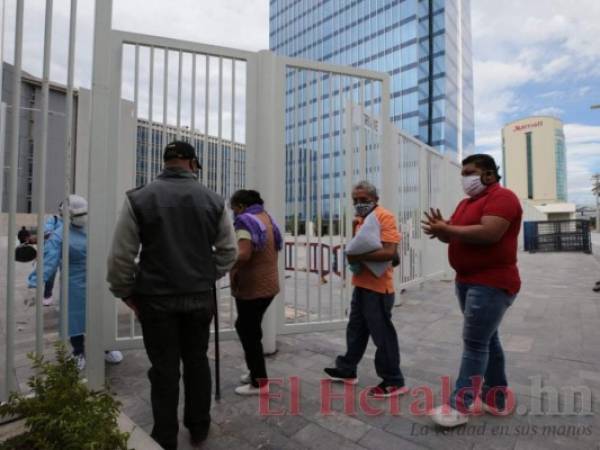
[105,251,600,449]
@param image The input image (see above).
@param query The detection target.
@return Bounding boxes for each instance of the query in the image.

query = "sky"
[1,0,599,206]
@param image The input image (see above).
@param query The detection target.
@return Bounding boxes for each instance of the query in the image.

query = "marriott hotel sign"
[513,120,543,132]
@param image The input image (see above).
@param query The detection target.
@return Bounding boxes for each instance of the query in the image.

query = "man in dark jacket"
[107,141,237,450]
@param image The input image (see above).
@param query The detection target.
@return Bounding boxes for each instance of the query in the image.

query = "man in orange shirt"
[324,181,408,398]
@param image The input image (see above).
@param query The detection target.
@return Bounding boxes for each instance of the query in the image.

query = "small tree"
[0,343,130,450]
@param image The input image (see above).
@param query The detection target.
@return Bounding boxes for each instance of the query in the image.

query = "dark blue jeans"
[336,287,405,386]
[450,283,515,412]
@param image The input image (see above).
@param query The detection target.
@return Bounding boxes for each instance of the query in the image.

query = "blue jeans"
[336,287,405,385]
[450,283,515,412]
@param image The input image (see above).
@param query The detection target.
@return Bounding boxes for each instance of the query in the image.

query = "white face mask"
[71,214,87,228]
[462,175,487,197]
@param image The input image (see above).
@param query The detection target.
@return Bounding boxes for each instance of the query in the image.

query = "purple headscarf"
[234,204,283,251]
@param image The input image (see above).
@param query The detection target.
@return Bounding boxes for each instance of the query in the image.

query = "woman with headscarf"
[28,194,123,370]
[229,190,282,395]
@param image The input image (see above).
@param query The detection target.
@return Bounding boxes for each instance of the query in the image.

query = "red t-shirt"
[448,183,522,295]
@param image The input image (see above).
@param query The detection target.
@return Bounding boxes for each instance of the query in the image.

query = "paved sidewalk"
[107,251,600,450]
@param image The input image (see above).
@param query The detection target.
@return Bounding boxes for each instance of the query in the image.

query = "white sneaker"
[429,405,469,428]
[234,384,262,396]
[73,354,86,371]
[240,372,251,384]
[481,401,514,416]
[42,296,54,307]
[104,350,124,364]
[469,396,515,416]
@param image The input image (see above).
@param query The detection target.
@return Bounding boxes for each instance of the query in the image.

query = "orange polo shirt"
[351,206,401,294]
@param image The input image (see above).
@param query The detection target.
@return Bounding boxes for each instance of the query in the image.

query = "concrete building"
[270,0,475,158]
[135,120,245,197]
[502,116,567,203]
[1,63,78,213]
[1,62,244,216]
[503,116,577,228]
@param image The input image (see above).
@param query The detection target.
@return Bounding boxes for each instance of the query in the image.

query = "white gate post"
[0,102,5,213]
[245,50,285,354]
[378,78,403,303]
[441,154,455,280]
[418,144,429,284]
[86,0,115,389]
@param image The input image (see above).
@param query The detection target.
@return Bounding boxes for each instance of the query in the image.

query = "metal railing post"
[3,0,24,402]
[34,0,54,357]
[86,0,114,389]
[245,50,285,354]
[441,153,455,280]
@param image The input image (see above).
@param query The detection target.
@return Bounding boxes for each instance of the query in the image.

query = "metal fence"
[524,220,592,254]
[2,0,462,400]
[2,0,78,401]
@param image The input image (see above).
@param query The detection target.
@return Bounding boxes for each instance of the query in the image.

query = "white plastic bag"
[345,213,390,278]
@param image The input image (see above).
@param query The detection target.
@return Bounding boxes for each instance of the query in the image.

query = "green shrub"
[0,343,130,450]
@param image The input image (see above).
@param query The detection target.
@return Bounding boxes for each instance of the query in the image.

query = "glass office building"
[270,0,475,159]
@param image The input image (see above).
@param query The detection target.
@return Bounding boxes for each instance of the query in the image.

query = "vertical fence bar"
[316,73,323,321]
[214,57,224,318]
[61,0,77,342]
[176,50,182,138]
[304,71,313,322]
[190,53,196,136]
[228,60,236,327]
[146,46,154,185]
[133,43,139,141]
[216,57,223,196]
[0,0,4,213]
[418,145,428,281]
[202,57,209,186]
[293,69,300,322]
[343,79,354,309]
[162,48,168,160]
[34,0,54,357]
[0,0,4,96]
[229,60,235,198]
[369,80,375,181]
[129,43,138,337]
[327,74,334,319]
[358,79,366,180]
[4,0,24,399]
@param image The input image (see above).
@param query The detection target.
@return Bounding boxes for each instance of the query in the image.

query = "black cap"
[163,141,198,162]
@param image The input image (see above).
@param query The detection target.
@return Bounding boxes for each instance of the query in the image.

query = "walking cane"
[212,283,221,401]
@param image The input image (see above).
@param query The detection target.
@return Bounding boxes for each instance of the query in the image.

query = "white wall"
[75,88,136,210]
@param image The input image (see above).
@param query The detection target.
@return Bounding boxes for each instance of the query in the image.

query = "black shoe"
[189,424,210,447]
[324,367,358,384]
[367,382,409,398]
[593,286,600,293]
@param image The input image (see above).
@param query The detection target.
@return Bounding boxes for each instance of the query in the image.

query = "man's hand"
[421,208,450,242]
[123,296,139,318]
[347,253,362,264]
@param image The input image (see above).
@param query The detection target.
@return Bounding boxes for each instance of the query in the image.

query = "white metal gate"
[98,30,393,348]
[99,30,257,352]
